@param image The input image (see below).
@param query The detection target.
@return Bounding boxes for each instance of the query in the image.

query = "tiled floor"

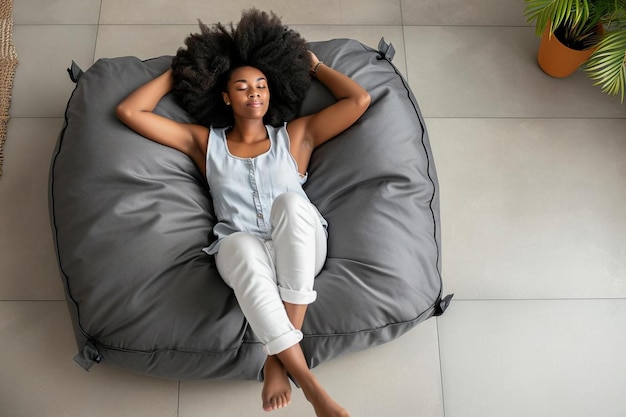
[2,0,625,416]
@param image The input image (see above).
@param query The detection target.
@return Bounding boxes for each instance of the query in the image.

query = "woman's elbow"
[115,103,133,124]
[357,91,371,113]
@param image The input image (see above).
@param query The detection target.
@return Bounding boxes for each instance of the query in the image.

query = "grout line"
[13,22,407,27]
[11,22,534,28]
[422,116,626,120]
[9,116,66,119]
[98,0,104,25]
[399,0,410,85]
[12,23,100,26]
[177,380,181,417]
[4,298,625,303]
[8,298,626,303]
[7,116,626,122]
[433,298,626,302]
[11,116,626,120]
[92,0,104,64]
[435,317,447,417]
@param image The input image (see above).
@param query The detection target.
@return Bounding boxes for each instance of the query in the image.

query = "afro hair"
[171,9,312,128]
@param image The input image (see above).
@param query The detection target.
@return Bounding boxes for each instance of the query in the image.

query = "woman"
[116,9,369,417]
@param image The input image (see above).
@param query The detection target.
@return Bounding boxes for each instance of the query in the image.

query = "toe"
[262,398,274,412]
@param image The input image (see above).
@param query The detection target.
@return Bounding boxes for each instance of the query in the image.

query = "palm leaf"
[525,0,571,36]
[585,30,626,101]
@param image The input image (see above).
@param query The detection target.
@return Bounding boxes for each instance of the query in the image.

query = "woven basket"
[0,0,18,176]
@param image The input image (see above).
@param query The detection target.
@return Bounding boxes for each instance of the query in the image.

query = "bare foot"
[303,382,350,417]
[262,356,292,412]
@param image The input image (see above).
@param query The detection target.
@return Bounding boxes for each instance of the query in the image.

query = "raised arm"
[287,52,371,170]
[115,69,208,169]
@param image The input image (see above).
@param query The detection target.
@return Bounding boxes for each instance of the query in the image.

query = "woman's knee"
[218,232,260,258]
[272,191,305,210]
[271,192,316,227]
[215,232,272,286]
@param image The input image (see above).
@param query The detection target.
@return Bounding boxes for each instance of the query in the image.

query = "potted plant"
[524,0,626,100]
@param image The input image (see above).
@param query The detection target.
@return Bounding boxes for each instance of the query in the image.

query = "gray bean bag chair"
[49,38,451,380]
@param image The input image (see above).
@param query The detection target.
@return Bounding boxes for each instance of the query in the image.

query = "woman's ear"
[222,93,231,106]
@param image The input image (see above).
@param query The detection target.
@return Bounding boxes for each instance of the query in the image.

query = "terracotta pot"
[537,26,598,78]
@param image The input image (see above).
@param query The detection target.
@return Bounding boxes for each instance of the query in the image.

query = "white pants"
[215,192,327,356]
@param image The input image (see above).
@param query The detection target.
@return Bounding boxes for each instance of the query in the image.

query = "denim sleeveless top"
[202,123,327,255]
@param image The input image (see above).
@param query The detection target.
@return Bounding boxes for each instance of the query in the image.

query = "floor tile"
[11,25,97,118]
[99,0,336,25]
[0,119,65,301]
[13,0,102,24]
[99,0,400,25]
[0,301,179,417]
[404,26,626,118]
[229,0,340,24]
[99,0,240,24]
[180,319,443,417]
[339,0,402,25]
[94,25,198,61]
[438,300,626,417]
[401,0,527,26]
[428,118,626,300]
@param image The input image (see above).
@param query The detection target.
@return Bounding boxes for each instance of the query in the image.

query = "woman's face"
[223,66,270,121]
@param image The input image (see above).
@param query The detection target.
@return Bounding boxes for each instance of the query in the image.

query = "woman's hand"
[308,51,322,75]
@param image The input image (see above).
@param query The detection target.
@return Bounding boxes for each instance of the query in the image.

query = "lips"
[248,101,263,108]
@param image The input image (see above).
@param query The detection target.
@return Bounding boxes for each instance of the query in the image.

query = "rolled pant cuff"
[278,286,317,305]
[263,329,303,356]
